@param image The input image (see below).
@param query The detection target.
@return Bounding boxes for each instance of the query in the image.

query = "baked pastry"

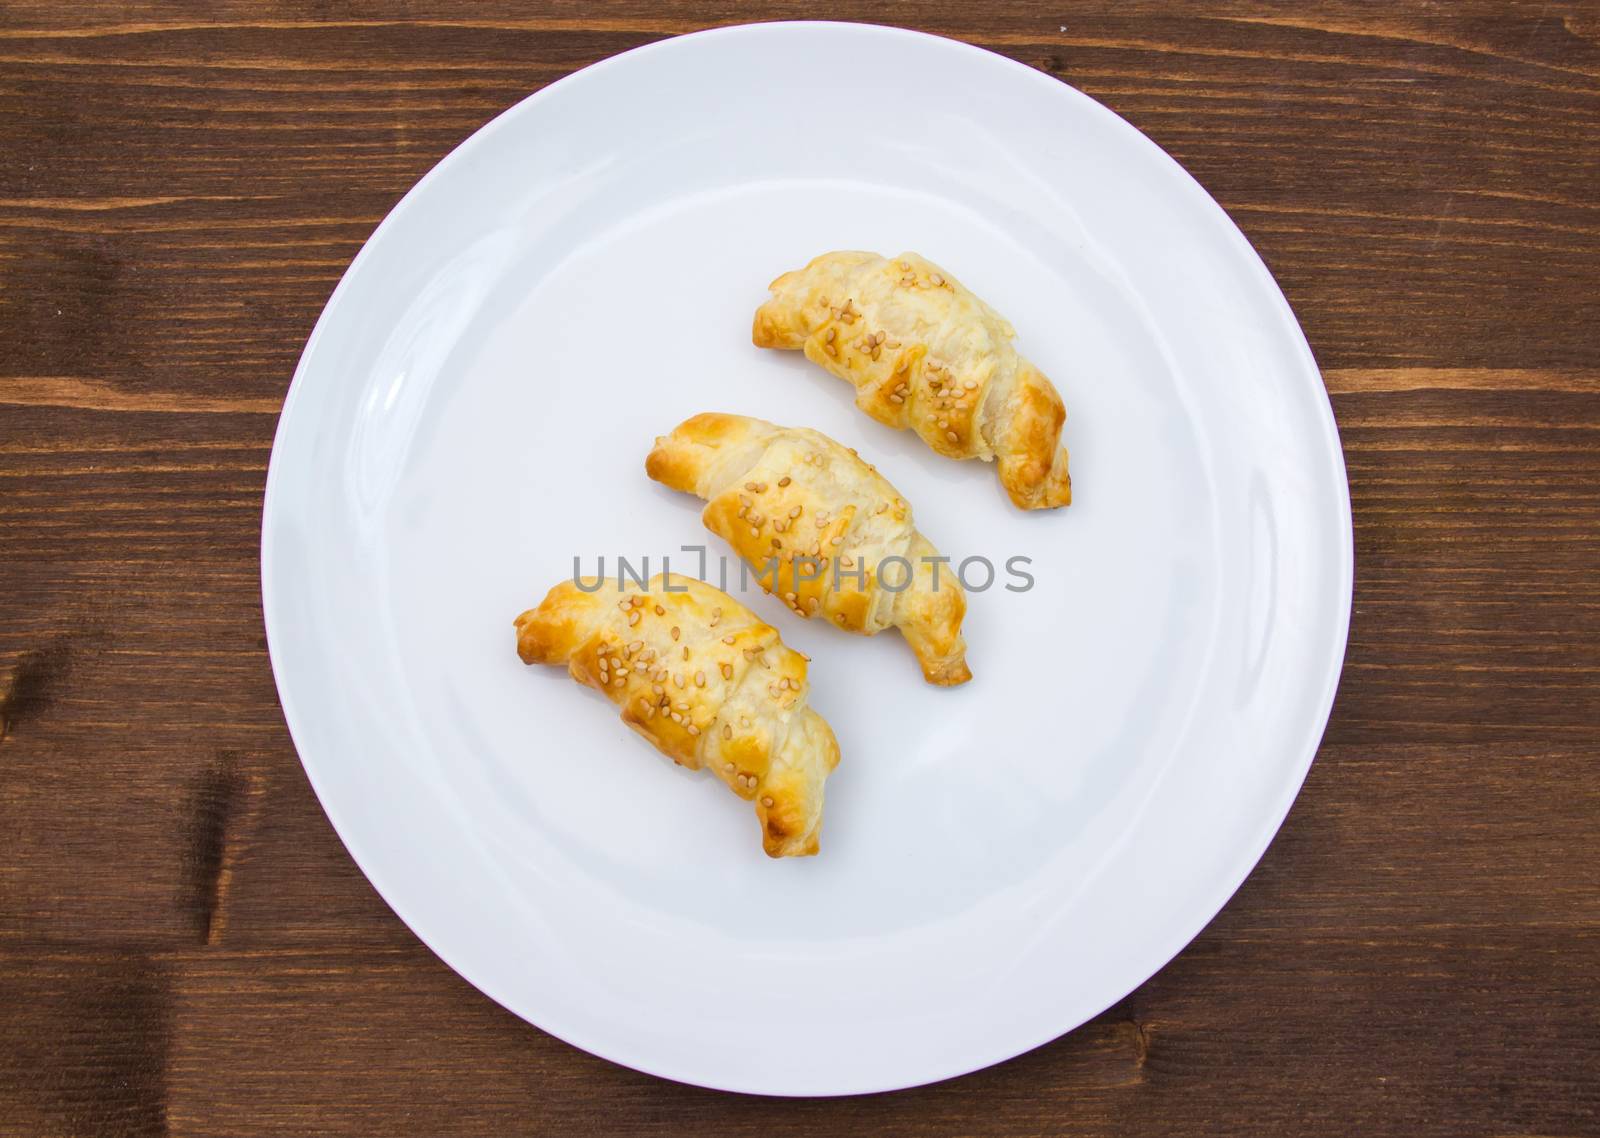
[515,573,840,858]
[647,413,971,686]
[752,251,1072,510]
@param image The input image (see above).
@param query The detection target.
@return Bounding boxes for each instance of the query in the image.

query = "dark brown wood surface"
[2,2,1598,1134]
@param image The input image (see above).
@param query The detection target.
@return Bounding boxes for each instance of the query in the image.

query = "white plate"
[262,22,1352,1096]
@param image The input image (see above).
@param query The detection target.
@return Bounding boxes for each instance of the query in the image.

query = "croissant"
[514,573,840,857]
[646,413,971,686]
[752,251,1072,510]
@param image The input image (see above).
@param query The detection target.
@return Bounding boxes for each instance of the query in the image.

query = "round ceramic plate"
[262,22,1352,1096]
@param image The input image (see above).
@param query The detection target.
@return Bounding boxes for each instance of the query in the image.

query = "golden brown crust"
[646,413,971,686]
[514,573,840,857]
[752,251,1072,510]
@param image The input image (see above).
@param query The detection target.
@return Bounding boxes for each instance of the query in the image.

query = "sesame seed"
[627,610,641,626]
[783,592,797,602]
[613,676,625,687]
[676,701,689,712]
[965,379,978,390]
[778,476,791,487]
[616,599,631,611]
[888,394,904,404]
[709,608,721,626]
[721,662,734,679]
[687,724,700,736]
[722,635,735,644]
[674,674,684,689]
[654,604,665,615]
[789,506,802,518]
[628,640,642,653]
[694,670,706,687]
[738,494,752,508]
[745,482,759,492]
[762,796,775,808]
[930,273,944,286]
[670,626,680,640]
[723,725,733,740]
[947,431,959,443]
[652,684,664,696]
[682,646,689,660]
[750,527,760,538]
[754,482,768,492]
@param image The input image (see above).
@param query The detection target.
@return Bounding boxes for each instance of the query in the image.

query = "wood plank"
[1,11,1597,375]
[0,952,168,1138]
[2,927,1589,1137]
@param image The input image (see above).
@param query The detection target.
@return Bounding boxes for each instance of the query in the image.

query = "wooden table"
[2,3,1597,1134]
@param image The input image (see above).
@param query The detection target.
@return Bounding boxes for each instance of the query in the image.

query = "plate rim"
[261,19,1354,1096]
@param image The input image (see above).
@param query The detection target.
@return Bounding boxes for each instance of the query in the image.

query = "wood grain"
[1,3,1597,1135]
